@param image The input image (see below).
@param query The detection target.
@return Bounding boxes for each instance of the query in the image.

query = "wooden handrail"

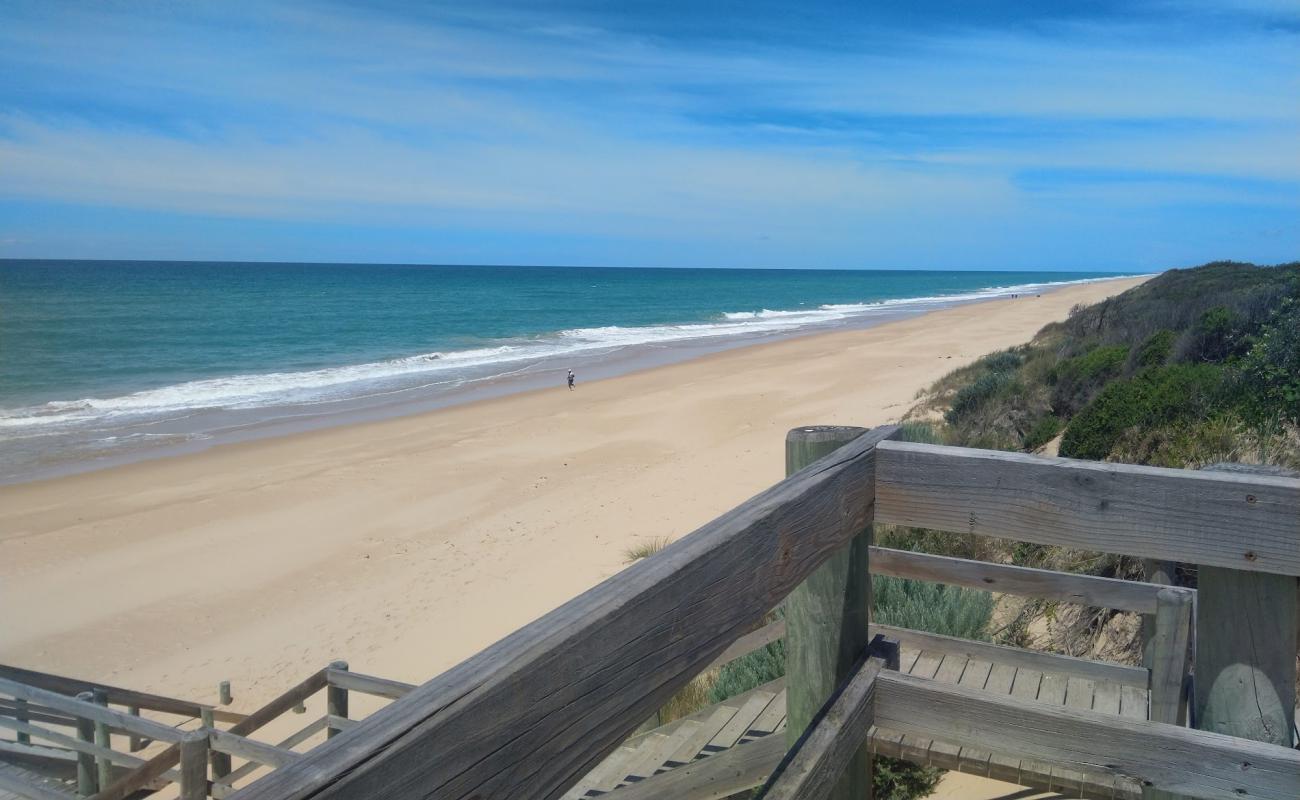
[0,677,183,743]
[868,545,1194,614]
[873,670,1300,800]
[231,425,901,800]
[874,441,1300,576]
[0,664,246,724]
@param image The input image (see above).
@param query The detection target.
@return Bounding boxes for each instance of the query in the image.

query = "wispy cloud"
[0,0,1296,267]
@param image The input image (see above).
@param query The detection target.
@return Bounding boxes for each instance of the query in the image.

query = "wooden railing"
[220,427,1298,800]
[5,427,1295,800]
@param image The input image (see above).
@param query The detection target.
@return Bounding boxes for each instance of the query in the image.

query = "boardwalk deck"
[566,642,1149,800]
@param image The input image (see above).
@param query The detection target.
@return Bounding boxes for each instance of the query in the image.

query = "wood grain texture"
[758,655,887,800]
[868,623,1148,688]
[178,732,209,800]
[1147,588,1192,726]
[1194,566,1297,746]
[232,425,899,800]
[874,671,1300,800]
[782,425,876,800]
[874,441,1300,576]
[868,546,1191,614]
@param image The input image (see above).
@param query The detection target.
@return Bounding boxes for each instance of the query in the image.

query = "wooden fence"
[4,425,1297,800]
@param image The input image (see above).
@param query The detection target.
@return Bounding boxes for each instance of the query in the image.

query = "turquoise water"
[0,261,1128,481]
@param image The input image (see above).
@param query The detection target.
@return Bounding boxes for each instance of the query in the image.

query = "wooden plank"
[232,425,900,800]
[602,733,785,800]
[757,655,887,800]
[896,650,942,766]
[704,693,775,755]
[869,623,1148,688]
[0,701,76,729]
[743,688,787,743]
[875,670,1300,800]
[868,546,1190,614]
[324,670,413,703]
[209,730,302,768]
[925,655,968,770]
[703,620,785,674]
[0,664,245,725]
[783,426,877,800]
[1053,677,1096,796]
[874,441,1300,576]
[0,679,182,744]
[981,662,1021,785]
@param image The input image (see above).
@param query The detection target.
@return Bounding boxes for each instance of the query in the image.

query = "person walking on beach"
[567,369,576,391]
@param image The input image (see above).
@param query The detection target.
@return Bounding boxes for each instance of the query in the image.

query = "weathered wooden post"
[92,688,113,790]
[1195,464,1297,747]
[74,691,98,797]
[327,660,350,739]
[783,425,874,800]
[127,705,144,752]
[218,681,232,706]
[14,698,30,745]
[1140,559,1176,668]
[201,706,232,781]
[178,729,210,800]
[1147,588,1192,725]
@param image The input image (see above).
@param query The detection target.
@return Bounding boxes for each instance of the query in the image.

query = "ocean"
[0,261,1130,483]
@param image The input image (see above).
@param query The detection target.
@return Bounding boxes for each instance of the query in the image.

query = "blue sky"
[0,1,1297,269]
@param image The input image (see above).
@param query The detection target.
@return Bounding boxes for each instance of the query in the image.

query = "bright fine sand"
[0,276,1146,793]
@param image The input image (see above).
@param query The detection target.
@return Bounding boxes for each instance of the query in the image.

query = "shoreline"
[0,275,1147,717]
[1,272,1142,486]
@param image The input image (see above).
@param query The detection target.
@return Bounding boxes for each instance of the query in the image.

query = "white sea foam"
[0,275,1135,435]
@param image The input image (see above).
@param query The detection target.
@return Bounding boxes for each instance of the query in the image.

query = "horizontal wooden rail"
[868,546,1194,614]
[0,677,184,743]
[324,670,414,701]
[0,699,76,728]
[874,441,1300,576]
[870,623,1148,688]
[0,663,245,724]
[874,670,1300,800]
[213,718,329,799]
[231,425,900,800]
[704,619,786,674]
[210,730,302,768]
[0,715,180,781]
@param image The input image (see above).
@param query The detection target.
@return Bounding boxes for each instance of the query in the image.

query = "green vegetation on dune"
[914,261,1300,466]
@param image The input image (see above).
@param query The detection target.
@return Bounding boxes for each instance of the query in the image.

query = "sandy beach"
[0,276,1146,730]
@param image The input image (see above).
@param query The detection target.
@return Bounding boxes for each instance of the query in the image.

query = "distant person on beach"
[567,369,576,391]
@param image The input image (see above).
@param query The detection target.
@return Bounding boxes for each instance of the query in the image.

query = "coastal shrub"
[1136,329,1176,367]
[1050,344,1129,416]
[1236,296,1300,425]
[1185,306,1245,363]
[945,370,1014,424]
[708,638,785,705]
[1022,414,1063,451]
[1059,363,1225,460]
[623,537,671,563]
[873,757,942,800]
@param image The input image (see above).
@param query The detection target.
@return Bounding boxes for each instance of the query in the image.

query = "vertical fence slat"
[326,662,349,740]
[74,691,98,797]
